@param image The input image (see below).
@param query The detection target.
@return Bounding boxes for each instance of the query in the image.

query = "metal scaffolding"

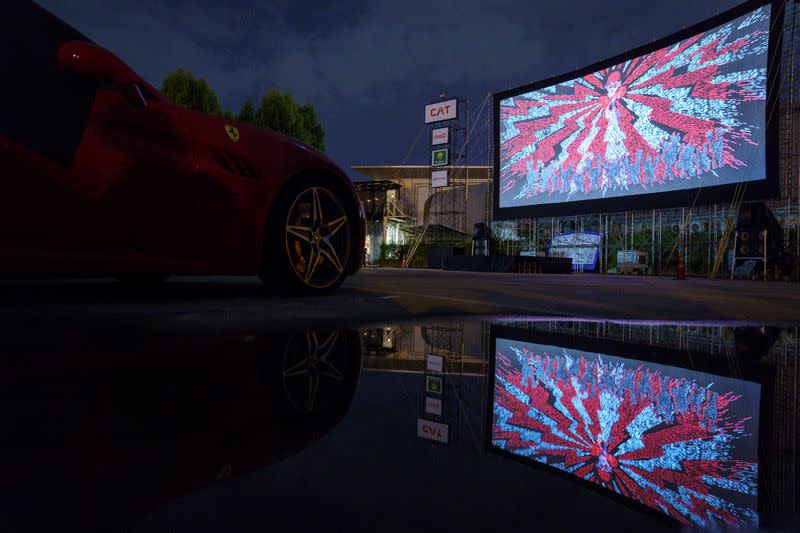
[427,96,470,247]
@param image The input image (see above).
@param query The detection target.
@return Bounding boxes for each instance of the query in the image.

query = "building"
[353,166,492,263]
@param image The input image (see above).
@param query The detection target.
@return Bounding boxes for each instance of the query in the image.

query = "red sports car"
[0,1,365,295]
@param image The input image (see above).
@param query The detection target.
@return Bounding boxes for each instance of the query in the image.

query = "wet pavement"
[3,269,800,330]
[1,314,797,531]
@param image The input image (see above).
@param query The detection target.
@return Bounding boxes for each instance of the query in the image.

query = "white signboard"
[432,127,449,145]
[424,99,458,124]
[425,397,442,416]
[431,170,448,188]
[417,418,449,444]
[427,354,443,372]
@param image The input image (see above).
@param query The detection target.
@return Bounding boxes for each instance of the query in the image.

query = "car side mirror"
[57,40,139,85]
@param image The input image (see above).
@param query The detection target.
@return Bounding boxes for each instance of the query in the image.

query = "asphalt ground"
[1,267,798,330]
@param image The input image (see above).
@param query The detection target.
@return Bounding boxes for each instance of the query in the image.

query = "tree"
[299,103,325,152]
[237,100,256,124]
[254,89,325,151]
[159,70,326,151]
[160,68,222,116]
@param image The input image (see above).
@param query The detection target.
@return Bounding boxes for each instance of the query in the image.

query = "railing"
[385,197,412,220]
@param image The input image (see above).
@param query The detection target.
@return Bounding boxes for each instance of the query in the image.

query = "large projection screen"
[493,0,781,219]
[490,334,762,528]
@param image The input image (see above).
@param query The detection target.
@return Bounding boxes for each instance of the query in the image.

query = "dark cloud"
[35,0,744,178]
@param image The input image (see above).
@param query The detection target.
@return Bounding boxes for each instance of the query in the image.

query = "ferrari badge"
[224,124,239,143]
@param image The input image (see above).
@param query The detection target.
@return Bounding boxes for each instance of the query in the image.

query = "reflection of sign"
[425,99,457,123]
[417,418,449,443]
[426,376,442,394]
[425,396,442,416]
[431,170,448,188]
[432,127,449,145]
[224,124,239,143]
[432,148,448,166]
[427,354,443,372]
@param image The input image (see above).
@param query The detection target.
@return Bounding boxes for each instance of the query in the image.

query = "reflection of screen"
[498,3,771,210]
[491,338,760,528]
[548,231,601,269]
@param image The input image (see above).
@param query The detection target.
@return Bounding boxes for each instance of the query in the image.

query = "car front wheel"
[260,179,353,295]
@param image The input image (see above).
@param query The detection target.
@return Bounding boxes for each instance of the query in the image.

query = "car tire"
[259,177,354,296]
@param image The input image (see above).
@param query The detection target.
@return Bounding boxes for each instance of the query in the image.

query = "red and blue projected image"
[498,4,771,209]
[491,338,760,528]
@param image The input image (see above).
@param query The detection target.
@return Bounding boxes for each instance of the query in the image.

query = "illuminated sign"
[432,148,448,166]
[432,127,449,145]
[427,354,443,372]
[431,170,448,188]
[425,99,458,123]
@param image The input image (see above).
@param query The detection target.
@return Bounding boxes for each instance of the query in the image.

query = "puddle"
[0,318,797,530]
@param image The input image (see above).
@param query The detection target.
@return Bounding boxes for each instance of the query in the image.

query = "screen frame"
[492,0,783,220]
[485,323,776,528]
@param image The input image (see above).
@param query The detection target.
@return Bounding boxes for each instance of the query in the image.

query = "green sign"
[426,375,443,394]
[432,148,448,166]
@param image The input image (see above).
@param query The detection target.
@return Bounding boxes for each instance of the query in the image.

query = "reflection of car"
[0,2,365,294]
[0,321,363,530]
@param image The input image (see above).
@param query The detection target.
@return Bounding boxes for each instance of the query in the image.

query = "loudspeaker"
[473,223,493,257]
[735,202,782,259]
[472,222,491,240]
[732,202,785,278]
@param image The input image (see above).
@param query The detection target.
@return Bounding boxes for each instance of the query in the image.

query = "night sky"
[36,0,743,181]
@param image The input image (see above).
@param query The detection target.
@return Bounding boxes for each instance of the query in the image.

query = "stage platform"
[442,255,572,274]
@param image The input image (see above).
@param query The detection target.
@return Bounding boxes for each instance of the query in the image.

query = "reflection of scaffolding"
[497,319,736,356]
[490,2,800,279]
[767,327,799,516]
[422,322,465,370]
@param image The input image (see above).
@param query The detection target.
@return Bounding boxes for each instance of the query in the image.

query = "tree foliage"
[160,68,222,116]
[254,89,325,151]
[159,72,326,151]
[298,103,325,151]
[237,100,256,124]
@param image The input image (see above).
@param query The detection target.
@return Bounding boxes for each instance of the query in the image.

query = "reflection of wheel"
[260,178,353,295]
[283,331,345,415]
[264,329,362,426]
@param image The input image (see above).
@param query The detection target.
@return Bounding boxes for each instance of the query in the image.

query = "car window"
[0,1,100,167]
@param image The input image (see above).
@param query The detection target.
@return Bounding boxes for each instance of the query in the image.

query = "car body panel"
[0,1,364,279]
